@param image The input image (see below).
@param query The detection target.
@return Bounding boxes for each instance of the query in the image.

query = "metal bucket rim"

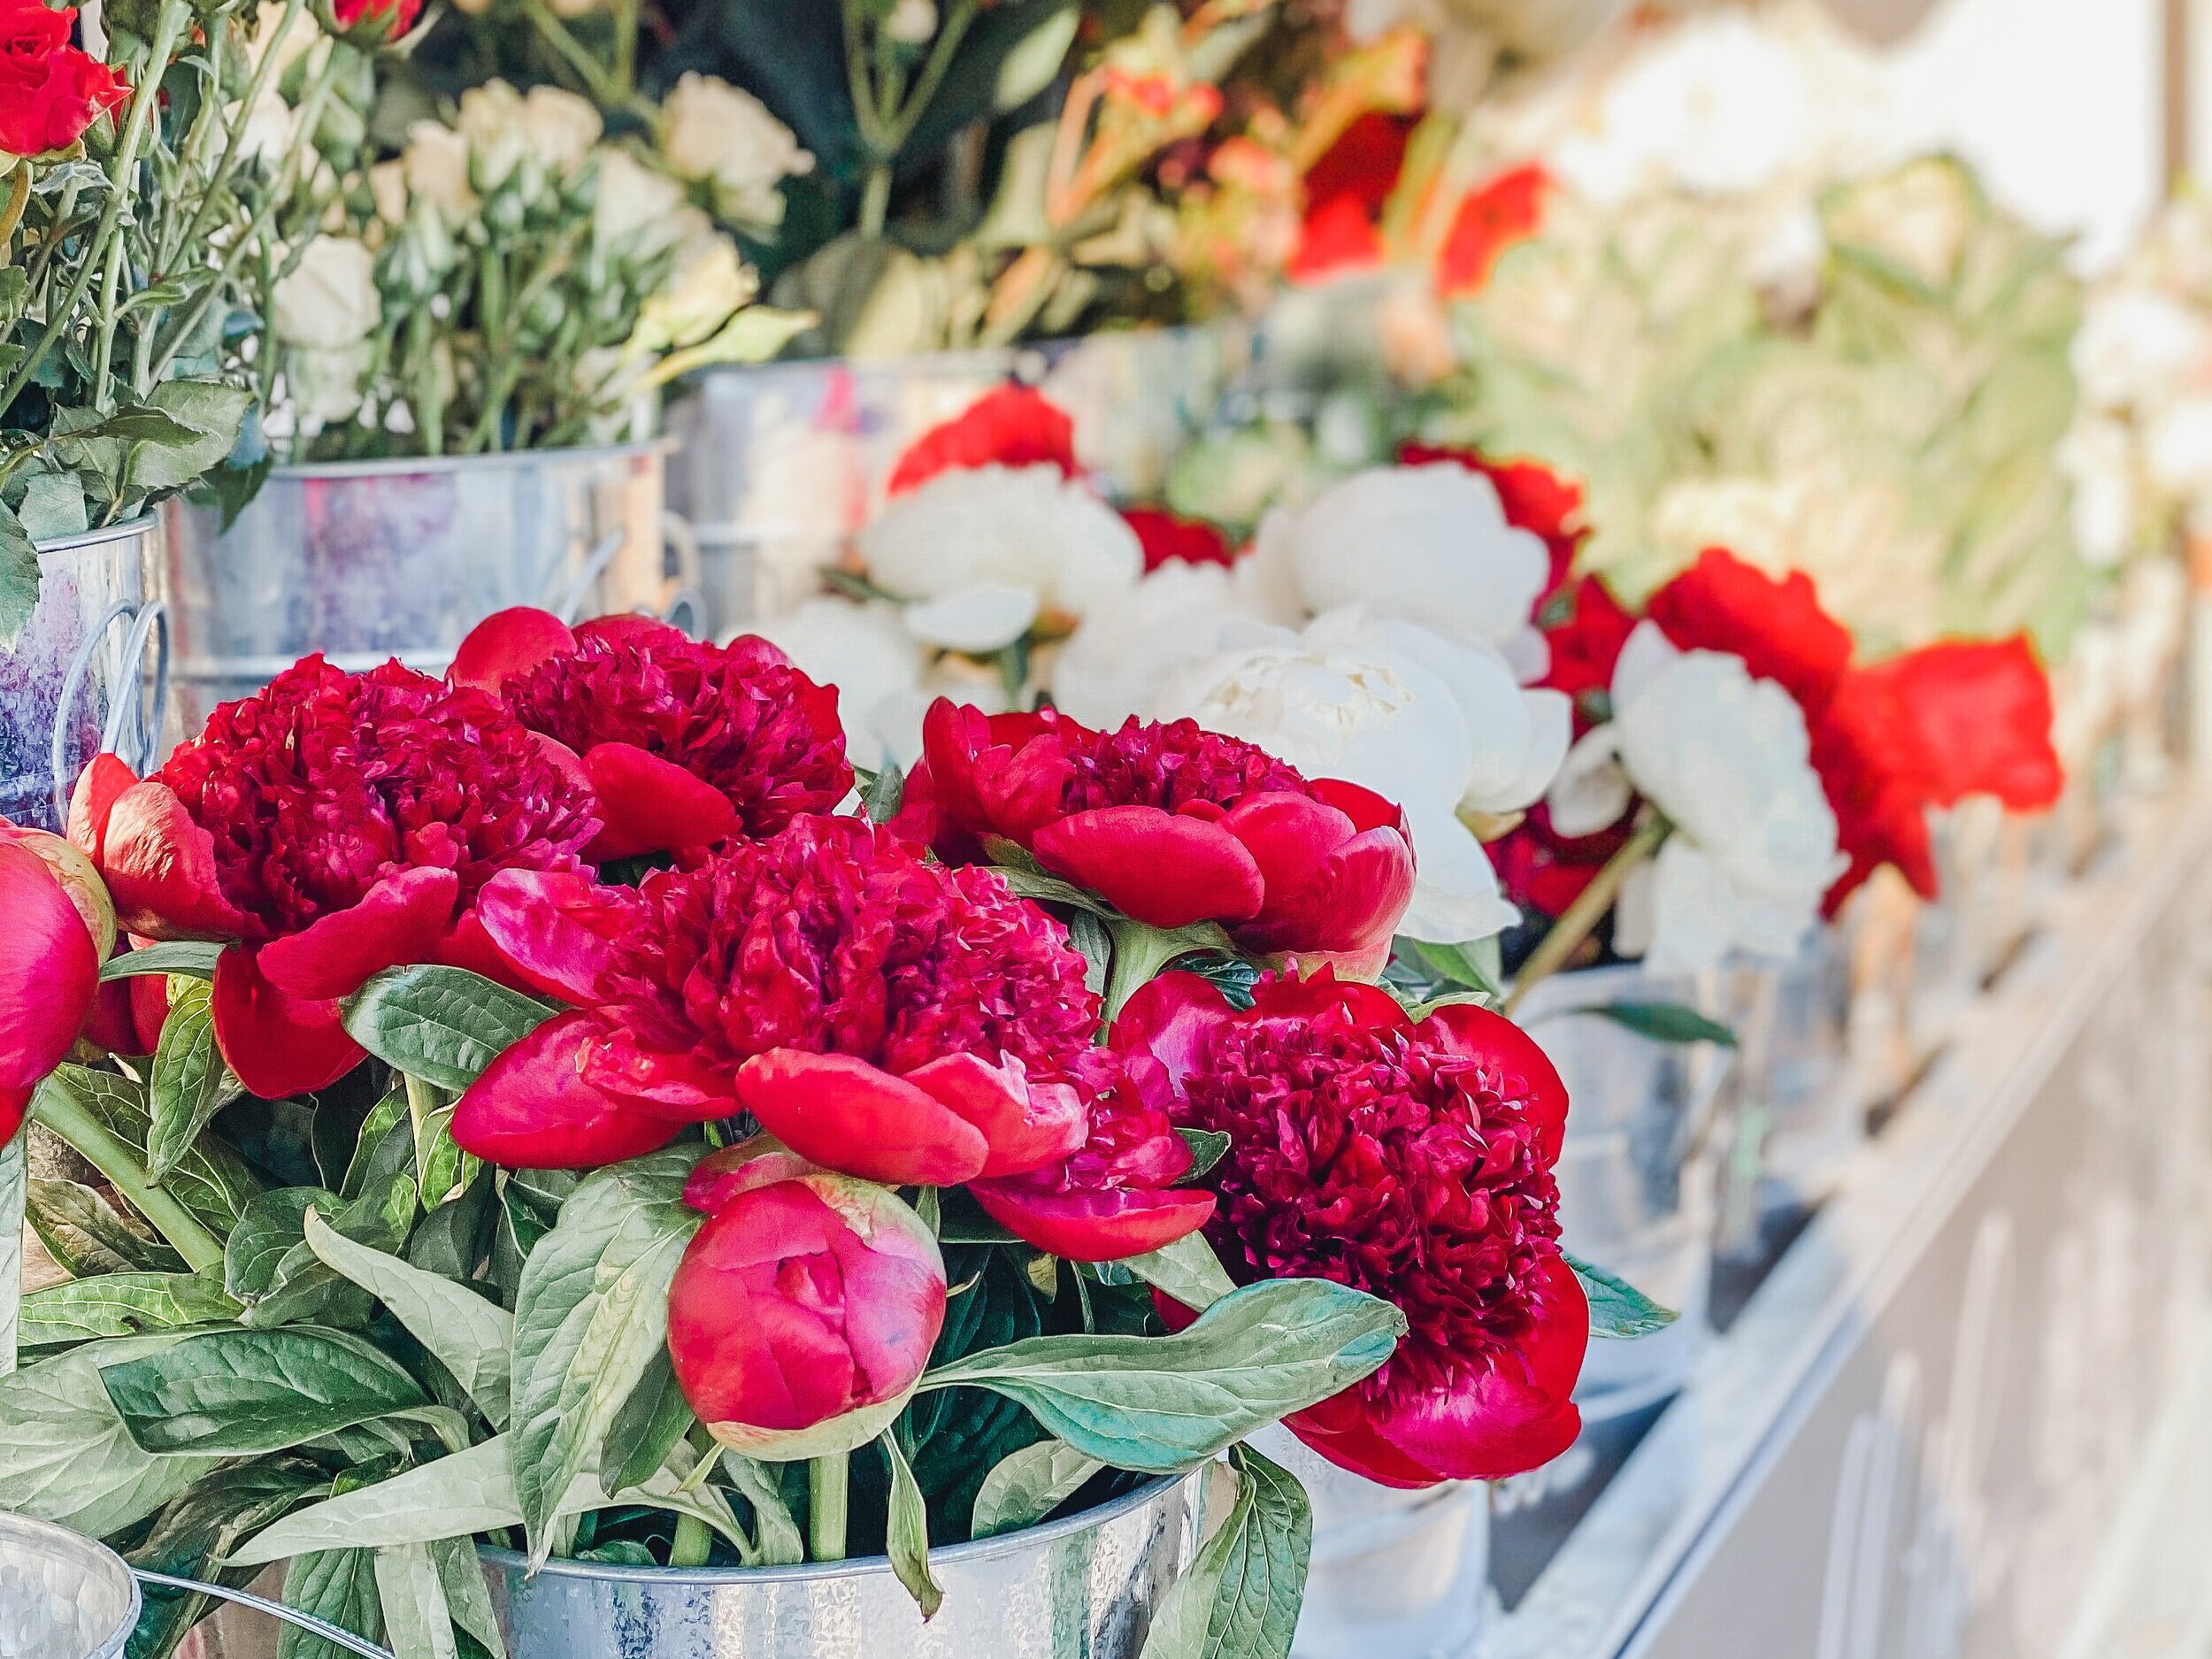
[685,322,1219,385]
[31,513,160,558]
[0,1509,144,1657]
[252,438,672,483]
[478,1471,1192,1587]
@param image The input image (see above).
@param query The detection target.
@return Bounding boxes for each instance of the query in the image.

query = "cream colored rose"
[634,230,760,353]
[403,120,478,221]
[273,236,380,350]
[236,86,298,166]
[368,159,407,226]
[520,85,603,179]
[457,81,530,189]
[660,73,814,232]
[593,149,690,254]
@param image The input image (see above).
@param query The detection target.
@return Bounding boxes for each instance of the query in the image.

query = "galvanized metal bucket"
[1248,1428,1488,1659]
[1517,963,1733,1420]
[0,517,168,832]
[0,1512,141,1659]
[162,442,697,734]
[1722,933,1860,1237]
[480,1472,1198,1659]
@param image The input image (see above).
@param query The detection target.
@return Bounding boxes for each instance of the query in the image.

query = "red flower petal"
[580,1027,733,1122]
[574,613,689,650]
[1435,165,1548,297]
[449,606,576,692]
[968,1180,1216,1263]
[1423,1001,1572,1162]
[1225,794,1416,955]
[0,841,99,1098]
[1110,970,1236,1089]
[450,1011,678,1169]
[96,780,257,941]
[1034,806,1265,929]
[734,1050,990,1185]
[904,1052,1087,1178]
[580,741,744,861]
[1648,549,1852,718]
[1285,1388,1455,1488]
[1247,964,1414,1033]
[886,386,1078,495]
[211,946,364,1097]
[256,866,462,1002]
[471,868,631,1004]
[1123,508,1237,572]
[66,752,140,864]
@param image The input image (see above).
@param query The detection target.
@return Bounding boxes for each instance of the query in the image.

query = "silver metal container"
[162,443,694,733]
[0,517,168,832]
[0,1511,141,1659]
[1517,963,1732,1420]
[481,1472,1198,1659]
[1722,932,1860,1230]
[1248,1427,1488,1659]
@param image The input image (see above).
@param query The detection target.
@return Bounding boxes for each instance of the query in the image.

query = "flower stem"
[29,1079,226,1274]
[2,1125,26,1379]
[810,1451,849,1562]
[1102,918,1216,1024]
[1502,815,1671,1018]
[669,1513,712,1568]
[0,165,30,263]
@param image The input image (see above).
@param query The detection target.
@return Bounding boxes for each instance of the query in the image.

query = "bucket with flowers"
[0,607,1660,1658]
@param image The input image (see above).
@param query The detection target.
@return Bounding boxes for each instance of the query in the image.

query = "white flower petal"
[902,585,1040,654]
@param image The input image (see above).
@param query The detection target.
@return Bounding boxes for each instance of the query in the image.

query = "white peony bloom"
[660,73,814,233]
[1051,558,1298,727]
[2059,417,2139,568]
[593,150,690,255]
[273,236,380,349]
[859,465,1142,654]
[1256,463,1552,664]
[1549,623,1841,974]
[1152,631,1524,945]
[2072,288,2212,413]
[750,598,929,772]
[2146,397,2212,499]
[403,120,479,223]
[519,85,603,179]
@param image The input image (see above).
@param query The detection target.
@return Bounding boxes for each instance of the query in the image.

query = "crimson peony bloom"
[1646,549,1853,719]
[1122,507,1237,572]
[1289,111,1412,281]
[885,385,1077,495]
[0,0,128,157]
[450,608,851,862]
[1117,968,1586,1486]
[451,814,1102,1179]
[0,828,104,1143]
[670,1155,948,1457]
[68,657,599,1098]
[902,702,1417,972]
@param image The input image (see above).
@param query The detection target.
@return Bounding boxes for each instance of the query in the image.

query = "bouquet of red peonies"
[0,609,1659,1657]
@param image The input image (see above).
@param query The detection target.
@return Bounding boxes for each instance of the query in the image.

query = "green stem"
[1502,815,1671,1018]
[810,1451,849,1562]
[669,1513,712,1568]
[1102,918,1209,1023]
[522,0,654,119]
[90,0,194,410]
[880,0,978,153]
[29,1081,226,1274]
[162,0,307,274]
[858,165,892,238]
[0,165,30,262]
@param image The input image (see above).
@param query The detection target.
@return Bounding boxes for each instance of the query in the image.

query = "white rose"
[2146,397,2212,499]
[633,229,759,354]
[403,120,479,223]
[1550,623,1841,974]
[886,0,936,42]
[273,235,380,349]
[367,159,407,227]
[593,149,689,254]
[1153,632,1524,945]
[750,598,929,772]
[859,465,1142,654]
[457,81,530,190]
[520,85,603,180]
[660,73,814,232]
[2072,288,2211,413]
[1257,463,1552,667]
[285,342,376,426]
[236,85,297,165]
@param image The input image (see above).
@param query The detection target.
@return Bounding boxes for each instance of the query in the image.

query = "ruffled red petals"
[735,1051,991,1186]
[257,867,460,1002]
[0,840,101,1131]
[1035,806,1265,930]
[448,606,577,692]
[1648,549,1853,718]
[91,780,257,941]
[885,386,1078,495]
[211,947,364,1099]
[580,743,744,863]
[450,1013,679,1169]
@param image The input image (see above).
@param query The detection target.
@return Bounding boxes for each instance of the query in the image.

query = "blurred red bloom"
[1123,507,1236,572]
[0,830,103,1142]
[1117,968,1586,1486]
[0,0,127,157]
[1435,165,1548,297]
[885,386,1078,495]
[327,0,420,41]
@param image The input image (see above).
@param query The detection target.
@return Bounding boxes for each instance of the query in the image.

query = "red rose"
[1536,572,1639,727]
[902,702,1416,972]
[0,0,127,157]
[670,1158,948,1457]
[0,830,102,1143]
[326,0,420,41]
[885,385,1078,495]
[1116,968,1586,1486]
[1491,801,1632,920]
[1289,111,1412,281]
[451,608,852,862]
[68,657,599,1098]
[1122,507,1236,572]
[1435,164,1548,298]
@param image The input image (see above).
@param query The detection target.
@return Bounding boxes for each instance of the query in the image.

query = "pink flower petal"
[580,741,742,861]
[449,607,576,692]
[472,868,632,1004]
[96,780,257,941]
[967,1180,1215,1262]
[211,946,364,1097]
[1034,806,1264,928]
[257,867,462,1002]
[904,1052,1087,1178]
[735,1050,989,1186]
[451,1012,680,1169]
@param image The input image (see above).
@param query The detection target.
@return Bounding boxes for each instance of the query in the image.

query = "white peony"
[1548,623,1841,974]
[593,150,690,254]
[2072,288,2212,413]
[859,466,1142,654]
[403,120,479,223]
[1152,627,1530,945]
[273,236,380,349]
[660,73,814,233]
[1254,463,1553,667]
[750,598,929,771]
[1050,558,1299,727]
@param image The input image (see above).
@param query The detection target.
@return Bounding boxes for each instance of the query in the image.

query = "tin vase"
[0,516,168,832]
[162,442,694,734]
[0,1512,141,1659]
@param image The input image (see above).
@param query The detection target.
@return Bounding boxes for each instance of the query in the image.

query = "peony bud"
[669,1171,947,1461]
[0,834,103,1143]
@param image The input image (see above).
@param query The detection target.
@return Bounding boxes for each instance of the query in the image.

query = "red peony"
[1647,549,1852,718]
[1289,111,1413,281]
[0,828,103,1143]
[1116,968,1586,1486]
[68,657,599,1097]
[1536,572,1639,728]
[901,702,1417,972]
[1399,442,1586,599]
[885,386,1077,495]
[0,0,127,157]
[1123,506,1237,572]
[450,608,851,862]
[1435,164,1548,298]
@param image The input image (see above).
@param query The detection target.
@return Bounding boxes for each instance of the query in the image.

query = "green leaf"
[15,469,87,541]
[17,1270,239,1347]
[227,1187,333,1303]
[127,1457,331,1657]
[1139,1445,1310,1659]
[47,1061,258,1237]
[880,1431,944,1619]
[99,940,225,982]
[599,1348,693,1494]
[342,967,556,1094]
[720,1452,804,1566]
[0,1336,223,1538]
[304,1205,514,1428]
[991,863,1117,916]
[1567,1254,1679,1340]
[278,1548,386,1659]
[1122,1232,1237,1313]
[970,1439,1103,1539]
[99,1325,431,1455]
[373,1541,459,1659]
[0,1127,22,1371]
[148,978,239,1183]
[127,380,254,494]
[1586,1002,1738,1048]
[1402,936,1504,998]
[0,505,36,649]
[862,757,906,824]
[508,1147,705,1563]
[230,1437,523,1566]
[27,1177,184,1273]
[919,1279,1404,1472]
[1176,1129,1230,1182]
[432,1532,506,1658]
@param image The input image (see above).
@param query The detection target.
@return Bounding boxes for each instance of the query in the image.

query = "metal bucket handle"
[132,1569,396,1659]
[49,598,170,826]
[659,509,706,638]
